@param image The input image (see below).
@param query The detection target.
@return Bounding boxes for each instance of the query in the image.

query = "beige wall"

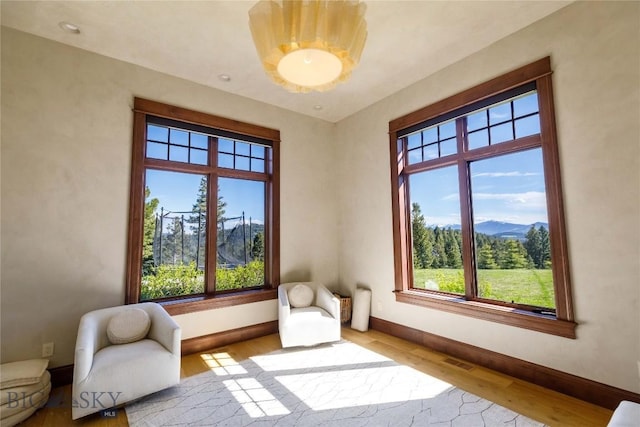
[337,1,640,393]
[0,27,339,363]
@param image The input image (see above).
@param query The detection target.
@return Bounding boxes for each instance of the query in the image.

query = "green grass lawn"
[413,268,555,309]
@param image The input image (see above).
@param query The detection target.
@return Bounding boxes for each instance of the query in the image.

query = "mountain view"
[443,221,549,240]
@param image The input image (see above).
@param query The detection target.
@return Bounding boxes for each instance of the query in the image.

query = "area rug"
[125,340,546,426]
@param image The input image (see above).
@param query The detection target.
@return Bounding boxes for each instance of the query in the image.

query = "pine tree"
[251,232,265,261]
[503,240,528,269]
[432,226,447,268]
[143,187,159,275]
[477,244,498,269]
[538,226,551,268]
[524,226,543,268]
[444,228,462,268]
[411,203,432,268]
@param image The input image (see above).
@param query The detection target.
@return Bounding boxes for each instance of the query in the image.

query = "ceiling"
[1,1,571,123]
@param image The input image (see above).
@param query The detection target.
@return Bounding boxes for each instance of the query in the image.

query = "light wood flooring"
[20,327,613,426]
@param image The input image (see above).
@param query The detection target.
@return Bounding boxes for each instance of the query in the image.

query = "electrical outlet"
[377,300,383,311]
[42,342,54,358]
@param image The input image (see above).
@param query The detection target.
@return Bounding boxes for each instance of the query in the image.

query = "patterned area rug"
[125,340,545,426]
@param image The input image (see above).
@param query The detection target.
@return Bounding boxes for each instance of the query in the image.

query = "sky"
[145,170,265,232]
[408,91,549,226]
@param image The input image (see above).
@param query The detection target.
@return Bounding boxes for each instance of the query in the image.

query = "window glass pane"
[408,148,422,165]
[251,145,266,159]
[141,170,207,300]
[490,123,514,145]
[218,138,234,153]
[251,159,265,173]
[170,129,189,146]
[440,138,457,157]
[489,102,512,125]
[191,133,208,149]
[409,166,464,296]
[513,92,539,118]
[235,156,250,171]
[147,125,168,142]
[407,133,421,150]
[470,148,554,309]
[422,127,437,144]
[169,145,188,163]
[467,110,487,132]
[146,142,168,160]
[515,114,541,139]
[190,148,208,165]
[468,129,488,150]
[439,120,456,140]
[422,144,438,161]
[218,153,234,169]
[235,141,250,156]
[217,178,265,290]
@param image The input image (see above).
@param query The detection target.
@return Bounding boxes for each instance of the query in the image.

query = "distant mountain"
[431,220,548,240]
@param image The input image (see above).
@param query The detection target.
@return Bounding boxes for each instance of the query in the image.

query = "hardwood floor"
[20,327,613,426]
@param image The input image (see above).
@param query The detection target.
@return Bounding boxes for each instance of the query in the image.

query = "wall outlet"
[42,342,54,358]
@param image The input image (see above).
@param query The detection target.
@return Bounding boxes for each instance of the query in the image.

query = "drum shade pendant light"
[248,0,367,93]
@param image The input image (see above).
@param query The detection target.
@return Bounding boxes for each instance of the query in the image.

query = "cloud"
[472,191,546,208]
[472,172,539,178]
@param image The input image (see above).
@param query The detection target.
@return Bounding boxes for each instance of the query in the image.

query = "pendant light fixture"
[248,0,367,93]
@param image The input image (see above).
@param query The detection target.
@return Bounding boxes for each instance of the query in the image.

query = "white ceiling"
[1,1,571,123]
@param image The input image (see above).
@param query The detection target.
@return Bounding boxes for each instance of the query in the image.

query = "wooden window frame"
[126,98,280,315]
[389,57,576,338]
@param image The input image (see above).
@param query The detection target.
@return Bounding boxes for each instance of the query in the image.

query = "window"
[389,58,576,338]
[126,98,280,313]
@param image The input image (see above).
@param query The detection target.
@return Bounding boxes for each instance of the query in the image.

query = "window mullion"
[205,136,218,295]
[456,117,476,299]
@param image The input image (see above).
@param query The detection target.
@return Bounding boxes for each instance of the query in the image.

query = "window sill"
[158,288,277,316]
[395,290,576,338]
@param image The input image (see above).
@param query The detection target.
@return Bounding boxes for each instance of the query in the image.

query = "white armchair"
[72,302,181,420]
[278,282,341,348]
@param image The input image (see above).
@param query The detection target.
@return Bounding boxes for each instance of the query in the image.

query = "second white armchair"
[278,282,341,348]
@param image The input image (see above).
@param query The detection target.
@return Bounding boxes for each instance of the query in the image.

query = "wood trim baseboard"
[49,364,74,389]
[369,316,640,410]
[181,320,278,356]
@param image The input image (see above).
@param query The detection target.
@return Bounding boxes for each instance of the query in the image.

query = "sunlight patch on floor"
[276,365,452,411]
[223,378,290,418]
[200,352,247,376]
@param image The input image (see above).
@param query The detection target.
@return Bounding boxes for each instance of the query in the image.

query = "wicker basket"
[333,293,352,323]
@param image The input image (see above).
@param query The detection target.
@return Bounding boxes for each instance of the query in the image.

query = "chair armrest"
[316,285,340,320]
[278,285,291,323]
[73,314,100,383]
[145,303,181,356]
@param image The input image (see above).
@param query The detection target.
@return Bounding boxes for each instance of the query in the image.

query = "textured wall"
[0,27,339,364]
[336,1,640,393]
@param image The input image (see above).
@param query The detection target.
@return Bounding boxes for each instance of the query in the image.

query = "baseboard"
[370,316,640,410]
[49,364,74,388]
[181,320,278,355]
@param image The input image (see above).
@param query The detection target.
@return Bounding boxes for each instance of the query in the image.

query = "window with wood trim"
[389,58,576,338]
[126,98,280,313]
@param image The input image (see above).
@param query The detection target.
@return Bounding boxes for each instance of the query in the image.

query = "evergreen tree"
[503,240,528,269]
[444,228,462,268]
[477,244,498,269]
[524,226,543,268]
[143,187,159,275]
[251,232,265,261]
[411,203,432,268]
[432,227,447,268]
[538,226,551,268]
